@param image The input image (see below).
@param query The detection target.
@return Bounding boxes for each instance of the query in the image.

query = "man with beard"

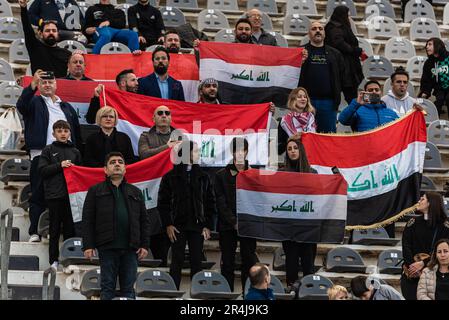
[128,0,165,50]
[247,8,277,46]
[197,78,220,104]
[19,0,72,78]
[234,18,254,44]
[164,30,181,54]
[64,53,92,81]
[137,46,185,101]
[85,69,139,124]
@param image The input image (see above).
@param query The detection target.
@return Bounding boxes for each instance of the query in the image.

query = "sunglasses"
[157,110,171,116]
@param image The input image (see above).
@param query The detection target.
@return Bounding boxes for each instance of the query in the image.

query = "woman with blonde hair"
[417,238,449,300]
[277,87,316,154]
[84,106,136,167]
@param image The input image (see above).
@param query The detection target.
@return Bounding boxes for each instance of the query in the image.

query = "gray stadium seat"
[138,250,163,268]
[384,37,416,62]
[421,175,437,191]
[0,158,30,182]
[0,57,15,82]
[207,0,240,13]
[244,274,295,300]
[367,16,400,40]
[325,247,367,273]
[300,34,310,46]
[352,228,400,246]
[116,4,132,26]
[59,238,99,267]
[100,42,131,54]
[214,28,235,43]
[416,98,439,125]
[357,37,373,57]
[377,249,403,275]
[427,120,449,148]
[259,12,274,30]
[404,0,436,23]
[0,0,12,18]
[167,0,199,10]
[383,77,415,97]
[37,209,50,238]
[297,274,333,300]
[247,0,278,14]
[9,38,29,63]
[160,6,187,27]
[406,56,427,80]
[18,183,31,210]
[80,268,102,299]
[269,31,288,47]
[145,44,159,52]
[326,0,357,18]
[77,1,88,15]
[0,17,24,42]
[272,247,285,271]
[286,0,320,18]
[190,271,240,299]
[410,18,441,42]
[424,141,447,172]
[283,14,311,36]
[57,40,87,53]
[365,0,396,20]
[444,3,449,25]
[362,56,394,79]
[136,270,185,298]
[198,9,230,32]
[0,81,23,107]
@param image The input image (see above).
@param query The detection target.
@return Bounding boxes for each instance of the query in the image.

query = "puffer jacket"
[417,265,438,300]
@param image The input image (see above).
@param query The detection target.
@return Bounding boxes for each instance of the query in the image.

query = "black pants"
[434,89,449,115]
[150,232,171,267]
[342,87,358,105]
[47,197,75,264]
[282,241,317,286]
[400,274,419,300]
[170,230,204,289]
[29,156,46,236]
[219,230,258,292]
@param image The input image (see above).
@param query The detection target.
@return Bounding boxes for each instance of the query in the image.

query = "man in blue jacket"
[137,46,185,101]
[338,80,399,132]
[16,70,81,243]
[245,263,275,300]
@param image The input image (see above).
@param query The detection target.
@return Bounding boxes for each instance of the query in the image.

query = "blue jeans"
[98,249,138,300]
[311,98,337,133]
[92,27,139,54]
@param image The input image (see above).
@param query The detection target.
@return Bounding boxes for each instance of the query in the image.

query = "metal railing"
[0,208,13,300]
[42,267,56,300]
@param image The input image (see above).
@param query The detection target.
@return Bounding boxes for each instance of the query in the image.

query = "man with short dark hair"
[137,46,185,100]
[82,152,150,300]
[128,0,165,50]
[245,263,274,300]
[197,78,220,104]
[234,18,253,44]
[247,8,277,46]
[64,53,92,81]
[19,0,72,78]
[85,69,138,124]
[164,30,181,54]
[382,67,416,116]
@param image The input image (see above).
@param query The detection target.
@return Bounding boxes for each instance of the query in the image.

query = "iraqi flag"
[236,169,348,243]
[64,148,173,222]
[199,42,303,106]
[84,52,199,102]
[21,77,116,125]
[101,88,271,167]
[301,110,427,228]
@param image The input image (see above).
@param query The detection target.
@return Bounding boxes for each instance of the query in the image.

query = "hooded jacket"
[338,98,399,132]
[419,51,449,97]
[382,90,415,116]
[371,284,404,300]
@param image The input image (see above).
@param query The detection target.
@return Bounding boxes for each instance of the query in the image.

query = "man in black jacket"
[299,21,345,133]
[82,152,150,300]
[17,70,81,243]
[82,0,140,54]
[128,0,165,50]
[19,0,72,78]
[247,8,277,46]
[214,137,258,292]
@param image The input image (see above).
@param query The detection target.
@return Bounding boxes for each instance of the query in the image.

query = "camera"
[363,93,381,104]
[41,71,55,80]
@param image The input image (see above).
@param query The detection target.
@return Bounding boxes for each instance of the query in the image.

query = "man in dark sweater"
[128,0,165,50]
[64,53,92,81]
[82,152,150,300]
[82,0,140,54]
[19,0,72,78]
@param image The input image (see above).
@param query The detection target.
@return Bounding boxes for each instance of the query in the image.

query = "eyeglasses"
[249,15,262,19]
[157,110,171,116]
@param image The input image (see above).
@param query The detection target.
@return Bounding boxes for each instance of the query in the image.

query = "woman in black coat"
[279,137,317,288]
[84,106,136,167]
[325,5,364,104]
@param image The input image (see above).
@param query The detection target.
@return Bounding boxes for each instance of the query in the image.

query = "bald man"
[64,53,92,81]
[247,8,277,46]
[245,263,275,300]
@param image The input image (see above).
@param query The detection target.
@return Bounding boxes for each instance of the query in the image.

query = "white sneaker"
[50,262,59,271]
[29,234,41,242]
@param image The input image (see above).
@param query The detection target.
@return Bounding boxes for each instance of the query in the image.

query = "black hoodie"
[82,3,126,38]
[419,50,449,97]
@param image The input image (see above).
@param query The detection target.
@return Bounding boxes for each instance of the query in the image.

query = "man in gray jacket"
[247,8,277,46]
[351,276,405,300]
